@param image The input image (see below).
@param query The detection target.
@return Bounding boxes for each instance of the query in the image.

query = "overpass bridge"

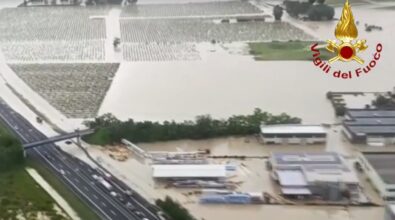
[23,129,94,149]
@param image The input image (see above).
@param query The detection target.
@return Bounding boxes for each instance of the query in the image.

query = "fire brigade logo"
[326,0,368,64]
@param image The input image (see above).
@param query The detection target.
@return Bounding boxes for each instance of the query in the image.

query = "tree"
[0,128,24,171]
[83,109,302,145]
[273,5,284,21]
[307,4,335,21]
[156,196,196,220]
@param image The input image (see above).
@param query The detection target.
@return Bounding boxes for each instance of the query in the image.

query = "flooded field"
[99,5,395,124]
[94,6,395,219]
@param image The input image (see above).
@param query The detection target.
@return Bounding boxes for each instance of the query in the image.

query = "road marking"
[102,202,107,207]
[93,194,98,199]
[110,210,117,216]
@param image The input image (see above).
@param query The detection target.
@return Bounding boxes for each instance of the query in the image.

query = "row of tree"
[155,196,195,220]
[83,108,301,145]
[0,126,24,171]
[372,92,395,109]
[283,0,334,21]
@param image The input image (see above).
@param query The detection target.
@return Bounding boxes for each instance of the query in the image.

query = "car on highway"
[134,211,147,218]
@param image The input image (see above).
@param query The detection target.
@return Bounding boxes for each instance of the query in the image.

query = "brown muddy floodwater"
[100,5,395,124]
[97,5,395,220]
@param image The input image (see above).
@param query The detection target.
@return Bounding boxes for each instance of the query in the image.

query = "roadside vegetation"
[0,124,24,171]
[0,123,66,220]
[83,108,301,145]
[156,196,196,220]
[249,41,332,61]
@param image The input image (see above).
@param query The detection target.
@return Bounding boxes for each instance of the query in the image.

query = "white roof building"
[260,124,326,135]
[260,124,327,145]
[152,165,227,179]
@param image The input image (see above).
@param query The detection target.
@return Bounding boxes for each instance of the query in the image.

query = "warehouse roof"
[346,109,395,118]
[362,153,395,184]
[281,187,312,195]
[345,126,395,135]
[272,152,342,166]
[260,124,326,134]
[271,152,358,185]
[152,165,227,178]
[277,170,307,186]
[344,118,395,126]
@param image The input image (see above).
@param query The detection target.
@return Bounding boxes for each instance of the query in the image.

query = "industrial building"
[343,109,395,145]
[260,124,327,145]
[152,164,227,181]
[358,152,395,201]
[269,152,360,201]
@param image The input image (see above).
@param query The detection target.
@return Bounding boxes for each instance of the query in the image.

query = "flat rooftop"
[347,109,395,118]
[363,153,395,184]
[152,165,227,178]
[272,152,342,166]
[272,153,358,184]
[345,125,395,135]
[260,124,326,134]
[344,118,395,126]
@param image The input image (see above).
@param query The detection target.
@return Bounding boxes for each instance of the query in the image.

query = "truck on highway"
[97,176,113,190]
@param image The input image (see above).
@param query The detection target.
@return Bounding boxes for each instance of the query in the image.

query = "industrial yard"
[83,133,387,220]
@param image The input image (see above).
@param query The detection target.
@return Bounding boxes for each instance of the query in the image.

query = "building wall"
[358,154,390,199]
[385,205,395,220]
[261,135,326,145]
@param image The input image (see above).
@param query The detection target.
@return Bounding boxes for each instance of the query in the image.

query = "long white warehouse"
[260,124,327,145]
[152,165,227,180]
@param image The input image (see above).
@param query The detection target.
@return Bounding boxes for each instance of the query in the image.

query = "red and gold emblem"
[326,0,368,64]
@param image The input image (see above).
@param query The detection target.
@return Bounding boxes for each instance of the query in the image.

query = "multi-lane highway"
[0,99,160,220]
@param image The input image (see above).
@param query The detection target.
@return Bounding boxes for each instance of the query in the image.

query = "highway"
[0,99,160,220]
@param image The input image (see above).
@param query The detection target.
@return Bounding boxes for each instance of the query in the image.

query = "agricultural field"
[249,41,332,61]
[9,63,119,118]
[0,167,68,220]
[120,1,262,17]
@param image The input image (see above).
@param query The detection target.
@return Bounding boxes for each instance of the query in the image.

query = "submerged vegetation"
[83,108,301,145]
[249,41,332,61]
[156,196,196,220]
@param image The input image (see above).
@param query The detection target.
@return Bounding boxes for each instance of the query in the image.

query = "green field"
[0,167,67,220]
[248,41,332,61]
